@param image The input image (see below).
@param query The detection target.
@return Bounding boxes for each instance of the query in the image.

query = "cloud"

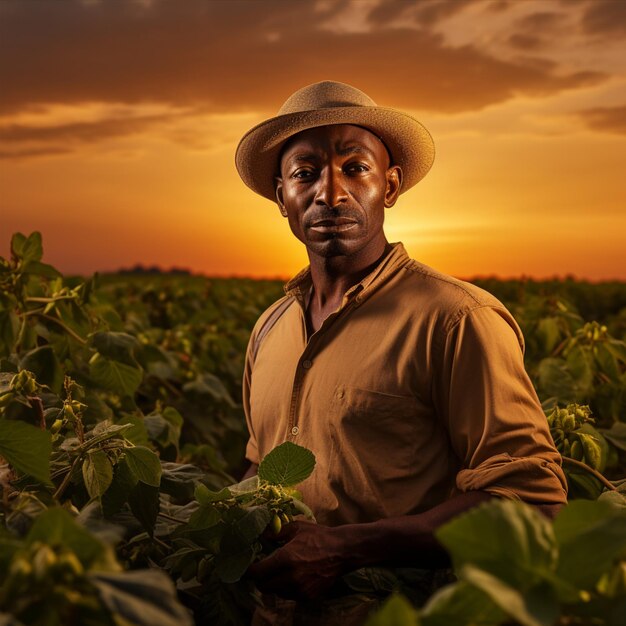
[0,109,185,159]
[0,146,72,161]
[505,10,570,52]
[0,105,252,159]
[367,0,475,28]
[507,34,545,51]
[0,0,607,120]
[0,112,174,144]
[485,1,513,13]
[580,0,626,37]
[576,105,626,135]
[516,11,565,32]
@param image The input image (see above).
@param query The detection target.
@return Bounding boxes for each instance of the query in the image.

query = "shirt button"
[291,426,299,435]
[302,360,312,369]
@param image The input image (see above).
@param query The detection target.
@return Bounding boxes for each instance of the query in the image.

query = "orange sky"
[1,0,625,280]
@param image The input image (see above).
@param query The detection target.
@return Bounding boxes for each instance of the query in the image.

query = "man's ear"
[275,176,287,217]
[384,165,403,208]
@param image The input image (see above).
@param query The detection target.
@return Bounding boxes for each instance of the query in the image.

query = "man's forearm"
[247,491,565,599]
[333,492,564,571]
[333,490,494,570]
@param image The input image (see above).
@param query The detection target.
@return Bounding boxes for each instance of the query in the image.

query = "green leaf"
[0,311,19,355]
[536,317,562,354]
[214,538,255,584]
[600,422,626,452]
[89,353,143,397]
[188,504,221,531]
[162,405,183,429]
[19,346,64,394]
[554,500,626,589]
[90,331,140,366]
[82,449,113,499]
[182,373,235,406]
[117,415,150,447]
[606,338,626,364]
[102,459,139,517]
[129,481,160,536]
[21,260,61,279]
[365,593,421,626]
[195,484,232,504]
[566,470,603,500]
[421,580,505,626]
[290,497,316,521]
[595,343,621,381]
[159,462,209,502]
[0,419,51,484]
[575,426,607,472]
[435,500,557,590]
[228,475,259,495]
[136,344,178,379]
[233,505,271,544]
[123,446,162,487]
[27,508,104,567]
[258,441,316,486]
[460,564,554,626]
[89,570,193,626]
[598,489,626,509]
[144,406,183,454]
[11,232,43,264]
[536,358,577,402]
[84,421,132,450]
[213,506,271,583]
[565,345,594,398]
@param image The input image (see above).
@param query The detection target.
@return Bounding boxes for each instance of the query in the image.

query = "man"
[234,81,567,617]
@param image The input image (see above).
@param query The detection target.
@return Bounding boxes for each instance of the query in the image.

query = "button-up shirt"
[243,243,567,526]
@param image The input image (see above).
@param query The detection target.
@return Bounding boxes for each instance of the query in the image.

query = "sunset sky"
[1,0,625,280]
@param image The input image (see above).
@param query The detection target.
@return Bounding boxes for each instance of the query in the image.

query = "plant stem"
[148,375,182,398]
[25,296,76,304]
[562,456,617,492]
[53,456,82,500]
[151,535,170,550]
[157,512,187,525]
[13,315,27,353]
[37,313,88,345]
[28,396,46,429]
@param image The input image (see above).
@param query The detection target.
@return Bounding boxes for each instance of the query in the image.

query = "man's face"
[275,124,402,261]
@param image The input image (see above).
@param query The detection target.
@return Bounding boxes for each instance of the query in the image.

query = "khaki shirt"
[243,243,567,526]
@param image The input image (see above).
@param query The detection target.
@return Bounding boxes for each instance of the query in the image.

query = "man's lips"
[308,217,359,233]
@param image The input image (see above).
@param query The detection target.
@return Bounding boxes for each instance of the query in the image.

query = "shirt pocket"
[338,386,419,420]
[332,386,422,472]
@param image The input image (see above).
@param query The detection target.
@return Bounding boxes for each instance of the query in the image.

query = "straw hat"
[235,80,435,202]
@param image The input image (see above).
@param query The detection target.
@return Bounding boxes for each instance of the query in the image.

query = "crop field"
[1,232,625,626]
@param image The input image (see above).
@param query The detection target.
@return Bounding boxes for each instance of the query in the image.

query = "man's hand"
[245,492,563,601]
[247,521,349,600]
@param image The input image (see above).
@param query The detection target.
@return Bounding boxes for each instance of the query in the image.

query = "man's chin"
[308,238,355,258]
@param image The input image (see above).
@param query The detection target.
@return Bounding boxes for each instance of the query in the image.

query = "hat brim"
[235,106,435,202]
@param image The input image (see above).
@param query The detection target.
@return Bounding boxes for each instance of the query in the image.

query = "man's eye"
[293,169,315,180]
[346,163,369,173]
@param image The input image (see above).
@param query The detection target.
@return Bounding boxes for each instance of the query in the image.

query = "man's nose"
[314,166,348,208]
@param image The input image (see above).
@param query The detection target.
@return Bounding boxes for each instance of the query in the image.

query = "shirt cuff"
[456,452,568,504]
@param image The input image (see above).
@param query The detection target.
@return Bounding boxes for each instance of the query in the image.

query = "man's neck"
[306,238,392,319]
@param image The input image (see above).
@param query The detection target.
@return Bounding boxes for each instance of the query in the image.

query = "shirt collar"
[283,242,411,306]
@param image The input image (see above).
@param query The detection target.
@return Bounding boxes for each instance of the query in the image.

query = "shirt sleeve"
[435,305,567,504]
[242,331,260,466]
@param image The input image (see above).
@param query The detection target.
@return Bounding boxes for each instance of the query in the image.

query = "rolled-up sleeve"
[437,305,567,504]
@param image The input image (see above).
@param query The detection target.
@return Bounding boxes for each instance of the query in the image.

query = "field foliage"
[1,232,625,626]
